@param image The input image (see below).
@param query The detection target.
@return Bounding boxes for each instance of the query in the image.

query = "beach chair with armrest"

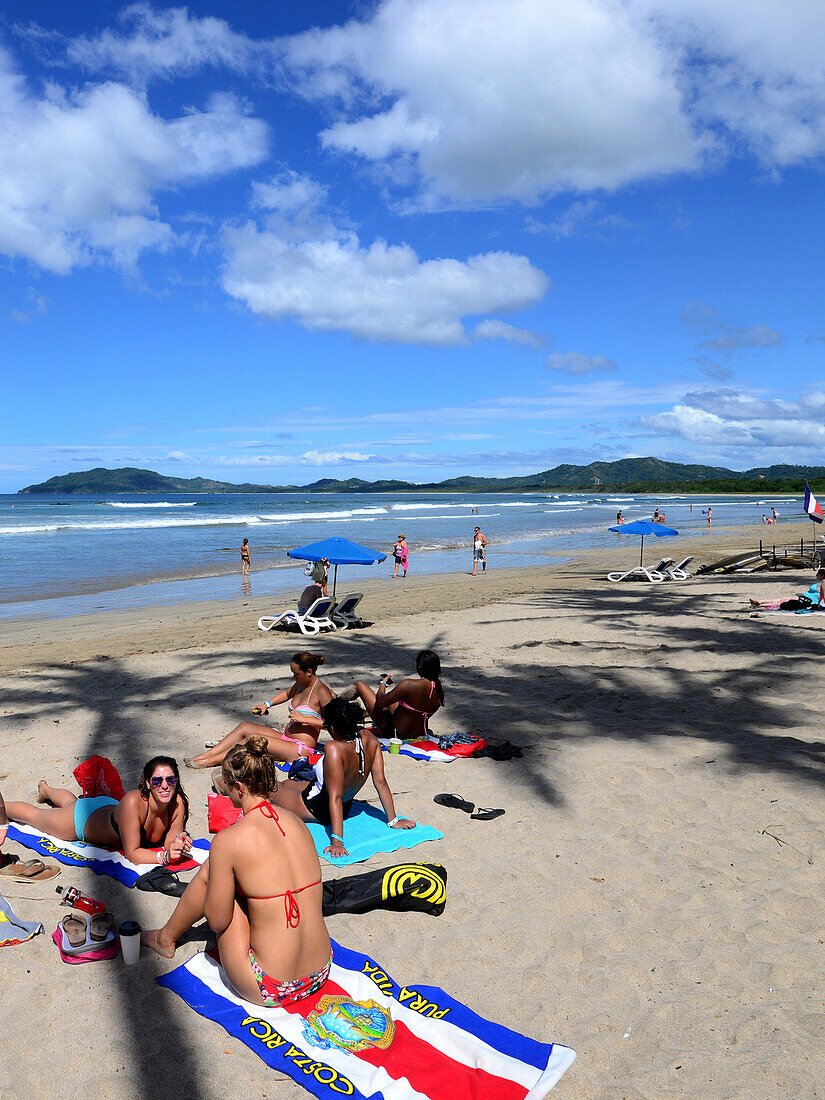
[258,596,338,636]
[607,557,674,584]
[332,592,364,628]
[665,556,694,580]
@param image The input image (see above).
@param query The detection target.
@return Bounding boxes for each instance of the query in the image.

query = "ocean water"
[0,490,802,620]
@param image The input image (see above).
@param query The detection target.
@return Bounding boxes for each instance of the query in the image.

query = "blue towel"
[307,802,443,866]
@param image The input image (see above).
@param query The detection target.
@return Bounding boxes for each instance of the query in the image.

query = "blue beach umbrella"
[288,536,387,597]
[608,519,679,566]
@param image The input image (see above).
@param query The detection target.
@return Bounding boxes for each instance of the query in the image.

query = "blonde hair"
[222,736,279,798]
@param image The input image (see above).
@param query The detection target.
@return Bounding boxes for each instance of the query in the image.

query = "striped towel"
[6,822,209,888]
[159,938,575,1098]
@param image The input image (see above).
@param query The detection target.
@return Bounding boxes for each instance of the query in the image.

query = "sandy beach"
[2,517,824,1098]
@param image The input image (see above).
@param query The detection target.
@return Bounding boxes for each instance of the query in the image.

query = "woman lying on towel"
[143,737,332,1009]
[341,648,444,741]
[185,651,334,770]
[749,568,825,612]
[5,757,192,866]
[266,697,415,860]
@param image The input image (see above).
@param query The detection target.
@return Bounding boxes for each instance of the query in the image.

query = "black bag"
[779,595,812,611]
[322,862,447,916]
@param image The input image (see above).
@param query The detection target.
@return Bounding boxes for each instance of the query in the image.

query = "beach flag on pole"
[804,480,824,523]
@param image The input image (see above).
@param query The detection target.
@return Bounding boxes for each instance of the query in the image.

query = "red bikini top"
[238,802,321,928]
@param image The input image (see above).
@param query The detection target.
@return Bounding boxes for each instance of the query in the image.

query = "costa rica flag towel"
[158,939,575,1098]
[804,480,824,523]
[5,822,208,887]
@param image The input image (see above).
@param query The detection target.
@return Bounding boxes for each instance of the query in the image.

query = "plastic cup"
[389,738,402,755]
[118,920,141,965]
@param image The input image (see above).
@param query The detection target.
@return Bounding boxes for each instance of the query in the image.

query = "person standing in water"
[472,527,487,576]
[616,511,623,524]
[706,507,712,527]
[241,539,251,578]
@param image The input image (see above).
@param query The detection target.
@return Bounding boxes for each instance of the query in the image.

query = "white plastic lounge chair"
[664,556,694,580]
[258,596,337,636]
[607,557,674,584]
[332,592,364,628]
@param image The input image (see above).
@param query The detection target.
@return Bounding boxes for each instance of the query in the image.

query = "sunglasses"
[150,775,178,789]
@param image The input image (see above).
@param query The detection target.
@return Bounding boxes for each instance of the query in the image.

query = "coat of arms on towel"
[302,996,396,1053]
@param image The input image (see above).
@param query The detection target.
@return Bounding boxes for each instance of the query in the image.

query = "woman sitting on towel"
[143,737,332,1009]
[264,697,415,860]
[342,648,444,741]
[5,757,192,866]
[185,651,334,770]
[749,568,825,611]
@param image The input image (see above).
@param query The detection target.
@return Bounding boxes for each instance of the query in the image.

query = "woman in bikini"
[265,697,414,860]
[342,648,444,741]
[185,652,334,769]
[142,737,331,1009]
[5,757,192,867]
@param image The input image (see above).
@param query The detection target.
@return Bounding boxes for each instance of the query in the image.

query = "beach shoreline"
[1,519,815,673]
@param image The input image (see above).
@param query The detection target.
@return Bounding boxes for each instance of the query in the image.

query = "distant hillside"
[17,467,280,495]
[17,461,825,496]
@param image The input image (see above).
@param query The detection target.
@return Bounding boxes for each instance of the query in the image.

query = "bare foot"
[141,929,176,959]
[36,780,49,804]
[183,757,212,770]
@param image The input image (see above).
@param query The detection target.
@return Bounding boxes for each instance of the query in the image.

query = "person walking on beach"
[392,535,408,579]
[771,506,778,523]
[241,539,251,578]
[472,527,487,576]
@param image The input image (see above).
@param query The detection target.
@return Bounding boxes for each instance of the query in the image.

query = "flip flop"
[135,867,186,897]
[470,807,505,821]
[204,739,220,748]
[90,912,116,943]
[433,794,475,814]
[0,858,61,882]
[61,913,88,949]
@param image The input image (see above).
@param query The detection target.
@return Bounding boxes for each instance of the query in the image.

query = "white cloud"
[65,4,264,84]
[641,387,825,450]
[525,198,631,239]
[288,0,702,205]
[639,0,825,168]
[58,1,825,211]
[221,217,548,345]
[474,319,543,347]
[546,351,617,375]
[216,450,375,466]
[0,46,268,272]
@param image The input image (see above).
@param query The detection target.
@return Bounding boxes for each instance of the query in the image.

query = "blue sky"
[2,0,825,492]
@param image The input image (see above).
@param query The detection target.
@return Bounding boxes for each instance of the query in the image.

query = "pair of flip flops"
[59,911,116,956]
[433,794,505,821]
[0,857,61,883]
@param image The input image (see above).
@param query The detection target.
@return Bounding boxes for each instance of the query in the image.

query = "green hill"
[17,460,823,496]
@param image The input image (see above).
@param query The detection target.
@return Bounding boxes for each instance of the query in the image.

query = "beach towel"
[0,890,44,947]
[308,803,442,867]
[378,738,458,763]
[158,940,575,1099]
[5,822,209,888]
